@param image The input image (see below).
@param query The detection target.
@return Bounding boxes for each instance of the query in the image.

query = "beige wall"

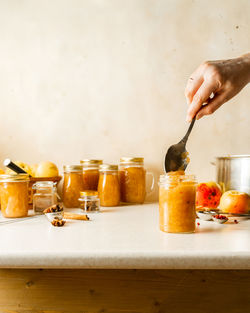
[0,0,249,200]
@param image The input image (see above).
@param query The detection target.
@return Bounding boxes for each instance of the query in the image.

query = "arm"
[185,53,250,122]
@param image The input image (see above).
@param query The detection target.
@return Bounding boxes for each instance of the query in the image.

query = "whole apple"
[220,190,250,214]
[196,182,222,209]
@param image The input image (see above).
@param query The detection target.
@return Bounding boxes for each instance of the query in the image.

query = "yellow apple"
[220,190,250,214]
[35,161,59,177]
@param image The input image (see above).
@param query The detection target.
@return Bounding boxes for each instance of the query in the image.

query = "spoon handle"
[181,118,196,144]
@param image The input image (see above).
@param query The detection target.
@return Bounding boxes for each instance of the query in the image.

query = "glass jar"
[32,181,58,214]
[79,190,100,213]
[119,157,154,204]
[0,174,29,218]
[159,172,197,233]
[80,159,103,191]
[63,165,84,208]
[98,164,120,207]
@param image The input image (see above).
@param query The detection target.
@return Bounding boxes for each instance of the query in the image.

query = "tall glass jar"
[80,159,103,191]
[63,165,84,208]
[0,174,29,218]
[159,172,197,233]
[32,181,58,214]
[119,157,154,204]
[98,164,120,207]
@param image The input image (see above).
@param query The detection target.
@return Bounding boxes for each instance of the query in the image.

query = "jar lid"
[80,190,99,197]
[120,157,144,164]
[99,164,118,171]
[32,181,55,188]
[63,165,83,172]
[0,174,30,182]
[80,159,103,165]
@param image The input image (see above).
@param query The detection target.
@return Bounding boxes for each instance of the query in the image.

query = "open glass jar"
[0,174,29,218]
[63,165,84,208]
[80,159,103,191]
[79,191,100,213]
[159,172,197,233]
[32,181,58,214]
[98,164,120,207]
[119,157,154,204]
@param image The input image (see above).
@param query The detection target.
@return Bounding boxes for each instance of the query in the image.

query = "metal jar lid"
[120,157,144,164]
[80,190,99,197]
[63,165,83,172]
[99,164,118,171]
[0,174,30,182]
[80,159,103,165]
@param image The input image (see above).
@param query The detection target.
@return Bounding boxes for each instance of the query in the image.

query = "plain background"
[0,0,249,200]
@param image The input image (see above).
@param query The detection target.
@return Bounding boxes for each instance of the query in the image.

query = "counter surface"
[0,203,250,269]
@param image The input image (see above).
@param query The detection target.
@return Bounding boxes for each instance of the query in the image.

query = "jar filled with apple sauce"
[80,159,103,191]
[63,165,84,208]
[119,157,154,204]
[159,172,197,233]
[0,174,29,218]
[98,164,120,207]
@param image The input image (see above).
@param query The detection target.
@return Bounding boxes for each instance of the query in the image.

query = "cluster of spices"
[51,217,66,227]
[43,204,63,213]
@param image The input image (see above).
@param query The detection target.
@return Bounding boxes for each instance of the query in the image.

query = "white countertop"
[0,203,250,269]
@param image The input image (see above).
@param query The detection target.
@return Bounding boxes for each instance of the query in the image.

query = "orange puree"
[82,169,99,191]
[120,167,146,204]
[98,165,120,207]
[159,172,196,233]
[0,175,29,218]
[63,165,84,208]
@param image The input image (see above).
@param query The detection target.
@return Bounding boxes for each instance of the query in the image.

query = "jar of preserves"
[98,164,120,207]
[63,165,84,208]
[32,181,58,214]
[78,190,100,213]
[0,174,29,218]
[119,157,154,204]
[80,159,103,191]
[159,172,197,233]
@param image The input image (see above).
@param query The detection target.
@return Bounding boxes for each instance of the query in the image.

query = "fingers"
[196,92,228,119]
[185,75,203,105]
[186,80,218,122]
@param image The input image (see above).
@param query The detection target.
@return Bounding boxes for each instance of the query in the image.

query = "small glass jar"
[119,157,154,204]
[80,159,103,191]
[98,164,120,207]
[63,165,84,208]
[0,174,29,218]
[79,190,100,213]
[32,181,58,214]
[159,172,197,233]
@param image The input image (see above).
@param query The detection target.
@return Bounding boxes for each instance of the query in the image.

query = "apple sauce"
[159,172,197,233]
[63,165,84,208]
[98,164,120,207]
[80,160,103,191]
[119,157,146,204]
[0,174,29,218]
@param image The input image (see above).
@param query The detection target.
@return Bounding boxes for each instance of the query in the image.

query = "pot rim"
[216,154,250,160]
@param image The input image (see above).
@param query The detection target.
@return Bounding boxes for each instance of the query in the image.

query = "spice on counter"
[197,222,200,226]
[43,204,63,213]
[63,212,89,221]
[213,214,227,220]
[51,217,66,227]
[234,219,239,224]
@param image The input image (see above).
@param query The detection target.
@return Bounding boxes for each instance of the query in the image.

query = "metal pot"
[213,155,250,195]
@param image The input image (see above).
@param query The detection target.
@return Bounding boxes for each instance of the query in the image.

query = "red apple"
[220,190,250,214]
[196,182,222,209]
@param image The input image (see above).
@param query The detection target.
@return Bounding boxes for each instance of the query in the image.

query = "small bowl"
[45,211,64,222]
[212,215,228,224]
[197,211,213,221]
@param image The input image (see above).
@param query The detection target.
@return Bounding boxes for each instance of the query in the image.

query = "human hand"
[185,54,250,122]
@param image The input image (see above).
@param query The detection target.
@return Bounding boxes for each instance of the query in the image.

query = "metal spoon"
[164,118,195,172]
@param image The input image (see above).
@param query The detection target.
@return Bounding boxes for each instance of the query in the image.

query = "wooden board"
[0,269,249,313]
